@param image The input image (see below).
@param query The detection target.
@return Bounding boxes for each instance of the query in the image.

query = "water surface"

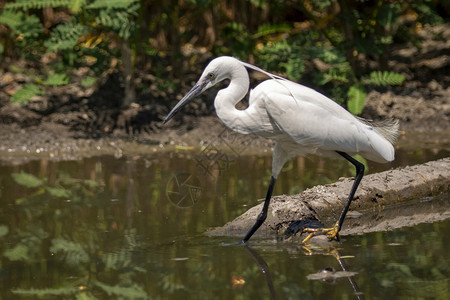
[0,146,448,299]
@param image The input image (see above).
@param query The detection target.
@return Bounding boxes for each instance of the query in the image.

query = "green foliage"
[412,2,444,25]
[45,23,87,52]
[284,54,305,81]
[95,9,137,39]
[12,171,46,188]
[347,84,367,115]
[363,71,405,86]
[94,281,148,299]
[81,76,97,87]
[4,227,49,262]
[51,237,90,265]
[0,0,141,106]
[88,0,140,39]
[0,10,43,38]
[220,22,253,59]
[256,40,305,81]
[4,0,72,10]
[87,0,138,9]
[4,244,29,261]
[44,73,70,86]
[70,0,87,13]
[0,0,444,111]
[46,186,71,197]
[252,23,291,39]
[11,84,44,105]
[344,71,404,115]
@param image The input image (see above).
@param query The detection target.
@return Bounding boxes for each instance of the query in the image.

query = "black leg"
[336,151,365,231]
[301,152,365,243]
[241,176,276,244]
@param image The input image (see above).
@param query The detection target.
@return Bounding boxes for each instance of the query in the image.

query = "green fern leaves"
[88,0,139,39]
[0,10,43,39]
[4,0,72,10]
[87,0,139,9]
[45,23,87,52]
[95,9,137,39]
[10,74,70,106]
[346,71,404,114]
[363,71,405,86]
[0,0,141,105]
[11,84,44,105]
[2,0,140,53]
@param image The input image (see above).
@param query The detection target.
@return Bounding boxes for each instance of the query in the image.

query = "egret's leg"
[241,176,276,244]
[335,151,365,230]
[301,152,364,243]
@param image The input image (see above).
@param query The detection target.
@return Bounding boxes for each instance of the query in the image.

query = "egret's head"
[163,56,238,124]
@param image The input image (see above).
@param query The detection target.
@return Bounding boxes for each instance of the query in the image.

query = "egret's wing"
[242,60,349,117]
[260,82,395,162]
[240,60,395,162]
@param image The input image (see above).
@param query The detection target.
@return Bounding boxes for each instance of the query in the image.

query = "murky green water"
[0,146,448,299]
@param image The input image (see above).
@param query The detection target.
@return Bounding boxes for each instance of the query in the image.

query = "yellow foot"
[301,222,340,244]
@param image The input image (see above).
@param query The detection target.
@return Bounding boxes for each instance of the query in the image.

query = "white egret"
[163,56,399,244]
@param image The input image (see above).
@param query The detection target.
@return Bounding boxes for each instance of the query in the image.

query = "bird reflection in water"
[243,240,364,300]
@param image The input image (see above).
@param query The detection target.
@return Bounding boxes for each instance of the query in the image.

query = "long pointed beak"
[163,80,208,124]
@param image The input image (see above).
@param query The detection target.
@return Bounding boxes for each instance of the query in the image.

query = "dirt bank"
[206,158,450,240]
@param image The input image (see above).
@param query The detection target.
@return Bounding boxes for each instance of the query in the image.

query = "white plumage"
[164,56,399,244]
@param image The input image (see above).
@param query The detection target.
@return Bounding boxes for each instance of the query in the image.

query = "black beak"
[163,80,208,124]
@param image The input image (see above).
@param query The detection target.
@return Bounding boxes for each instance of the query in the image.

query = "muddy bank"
[206,158,450,239]
[0,117,449,165]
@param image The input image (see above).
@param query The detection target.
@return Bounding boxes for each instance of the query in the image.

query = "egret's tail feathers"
[358,117,400,145]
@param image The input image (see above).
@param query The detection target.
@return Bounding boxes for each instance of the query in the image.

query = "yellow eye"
[208,73,215,80]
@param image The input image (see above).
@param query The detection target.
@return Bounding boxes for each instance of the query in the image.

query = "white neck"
[213,62,252,133]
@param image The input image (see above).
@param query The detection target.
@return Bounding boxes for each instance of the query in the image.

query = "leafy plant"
[44,73,70,86]
[0,0,444,113]
[44,23,87,52]
[4,0,72,10]
[347,71,405,114]
[88,0,140,40]
[0,0,141,106]
[347,84,367,115]
[81,76,97,87]
[363,71,405,86]
[11,84,44,105]
[0,10,43,39]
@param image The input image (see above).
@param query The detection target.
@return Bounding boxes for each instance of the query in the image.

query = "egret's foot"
[301,222,340,244]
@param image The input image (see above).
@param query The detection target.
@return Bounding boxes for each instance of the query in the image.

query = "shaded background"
[0,0,448,136]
